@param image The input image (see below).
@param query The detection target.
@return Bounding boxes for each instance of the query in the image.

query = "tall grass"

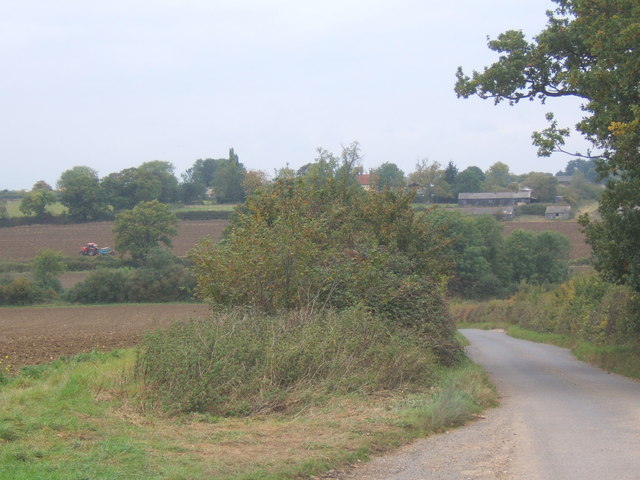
[136,307,442,415]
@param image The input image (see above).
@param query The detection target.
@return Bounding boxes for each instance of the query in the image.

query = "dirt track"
[0,303,210,371]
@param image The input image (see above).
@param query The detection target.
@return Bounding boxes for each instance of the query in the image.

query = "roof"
[356,174,371,186]
[545,206,571,214]
[459,206,514,216]
[458,191,533,200]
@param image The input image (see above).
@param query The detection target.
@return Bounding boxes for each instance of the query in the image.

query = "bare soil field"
[0,303,210,372]
[0,220,228,261]
[503,220,590,259]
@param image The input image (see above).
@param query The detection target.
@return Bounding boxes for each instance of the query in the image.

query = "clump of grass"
[135,307,443,415]
[397,362,497,432]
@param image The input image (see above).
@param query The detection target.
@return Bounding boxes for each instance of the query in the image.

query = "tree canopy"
[455,0,640,291]
[113,200,178,264]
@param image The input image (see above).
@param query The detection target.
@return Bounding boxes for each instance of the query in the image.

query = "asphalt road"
[342,329,640,480]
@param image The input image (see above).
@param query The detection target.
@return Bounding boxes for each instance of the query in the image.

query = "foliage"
[454,274,640,349]
[453,166,485,195]
[520,173,558,202]
[63,268,131,303]
[190,146,460,362]
[557,158,601,183]
[57,166,108,222]
[125,249,195,302]
[455,0,640,291]
[136,307,439,415]
[64,251,194,304]
[113,200,178,264]
[370,162,406,191]
[31,249,66,293]
[424,209,570,298]
[19,187,57,219]
[483,162,512,190]
[210,148,247,203]
[0,276,42,305]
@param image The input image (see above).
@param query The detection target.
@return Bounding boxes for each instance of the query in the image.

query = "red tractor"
[80,243,114,256]
[80,242,99,256]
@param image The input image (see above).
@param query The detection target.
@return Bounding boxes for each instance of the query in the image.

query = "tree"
[19,184,57,219]
[57,166,107,222]
[521,173,559,203]
[484,162,512,190]
[242,170,269,197]
[31,249,66,292]
[113,200,178,264]
[211,149,246,203]
[453,166,485,195]
[370,162,405,191]
[408,159,442,202]
[443,161,458,185]
[455,0,640,291]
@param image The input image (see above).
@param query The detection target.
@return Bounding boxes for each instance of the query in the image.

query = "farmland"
[0,219,228,261]
[0,303,210,372]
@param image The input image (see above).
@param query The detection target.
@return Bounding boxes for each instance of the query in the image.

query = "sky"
[1,0,590,191]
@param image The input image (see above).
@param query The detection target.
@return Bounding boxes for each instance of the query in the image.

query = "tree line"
[8,146,601,224]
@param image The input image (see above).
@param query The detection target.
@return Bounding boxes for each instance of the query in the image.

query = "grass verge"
[505,325,640,380]
[0,351,495,480]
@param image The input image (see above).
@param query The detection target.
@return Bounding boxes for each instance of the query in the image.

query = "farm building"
[458,190,536,207]
[459,206,515,220]
[545,205,571,220]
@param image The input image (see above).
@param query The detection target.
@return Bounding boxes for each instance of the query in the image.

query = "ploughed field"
[0,220,228,261]
[0,304,211,372]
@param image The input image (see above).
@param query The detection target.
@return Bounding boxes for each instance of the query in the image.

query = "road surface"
[341,329,640,479]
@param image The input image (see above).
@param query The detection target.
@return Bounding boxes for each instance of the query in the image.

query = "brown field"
[503,220,590,259]
[0,219,228,261]
[0,303,211,371]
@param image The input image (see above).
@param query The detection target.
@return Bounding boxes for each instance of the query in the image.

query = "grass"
[0,351,496,480]
[4,199,67,218]
[171,203,237,213]
[506,325,640,379]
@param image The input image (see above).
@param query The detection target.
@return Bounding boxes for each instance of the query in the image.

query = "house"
[556,175,573,185]
[458,190,535,207]
[545,205,571,220]
[459,206,515,221]
[356,174,373,191]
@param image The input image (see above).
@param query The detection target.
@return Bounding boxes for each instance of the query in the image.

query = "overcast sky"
[1,0,589,190]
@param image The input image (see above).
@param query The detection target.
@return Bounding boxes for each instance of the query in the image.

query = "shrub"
[0,276,41,305]
[64,268,131,303]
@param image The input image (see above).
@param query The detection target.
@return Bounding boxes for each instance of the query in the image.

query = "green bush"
[0,276,42,305]
[64,268,131,303]
[136,308,438,415]
[515,203,548,215]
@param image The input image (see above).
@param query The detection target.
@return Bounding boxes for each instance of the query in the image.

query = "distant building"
[356,174,373,190]
[458,190,535,207]
[545,205,571,220]
[459,206,515,221]
[556,175,573,185]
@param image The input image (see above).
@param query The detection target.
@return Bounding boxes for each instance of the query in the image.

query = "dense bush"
[0,276,41,305]
[64,268,131,304]
[136,307,438,415]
